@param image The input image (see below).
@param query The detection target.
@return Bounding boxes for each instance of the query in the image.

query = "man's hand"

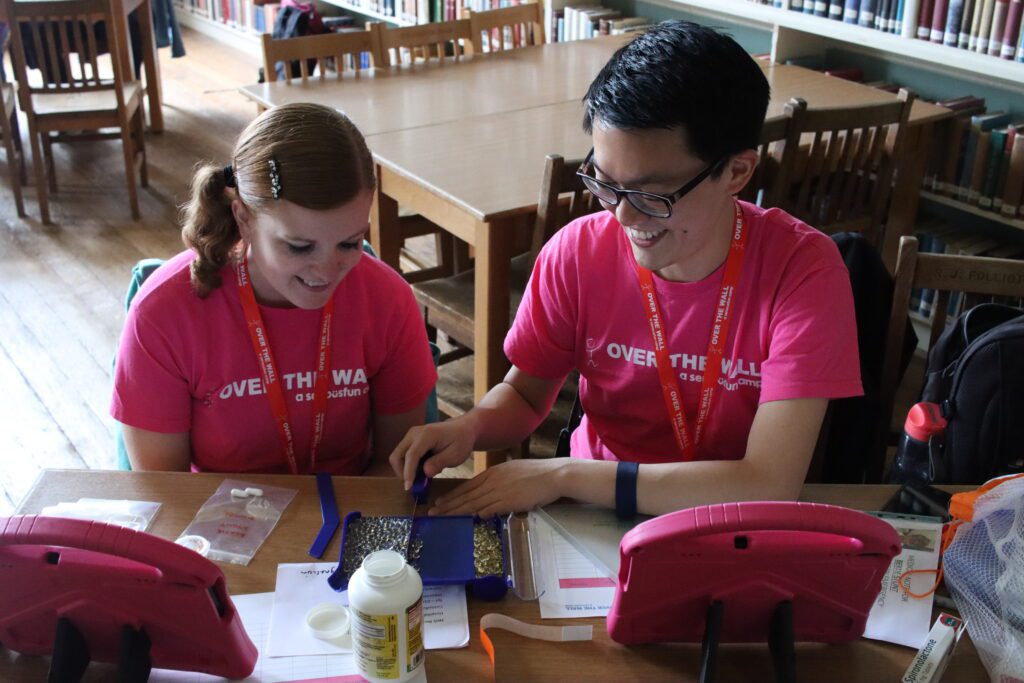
[430,459,570,517]
[389,417,477,489]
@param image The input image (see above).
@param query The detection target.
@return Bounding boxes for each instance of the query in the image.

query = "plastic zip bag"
[176,479,297,565]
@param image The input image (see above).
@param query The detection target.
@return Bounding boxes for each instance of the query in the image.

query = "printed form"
[150,593,429,683]
[530,513,616,619]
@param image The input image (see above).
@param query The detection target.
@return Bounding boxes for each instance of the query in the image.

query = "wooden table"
[240,38,951,472]
[2,0,164,132]
[7,470,986,682]
[239,34,632,136]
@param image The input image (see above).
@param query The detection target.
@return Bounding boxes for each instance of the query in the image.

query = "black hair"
[582,20,770,173]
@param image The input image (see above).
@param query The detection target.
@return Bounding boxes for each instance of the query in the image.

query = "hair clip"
[222,165,236,189]
[269,158,282,200]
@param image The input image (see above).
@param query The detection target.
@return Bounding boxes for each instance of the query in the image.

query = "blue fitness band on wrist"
[615,461,640,519]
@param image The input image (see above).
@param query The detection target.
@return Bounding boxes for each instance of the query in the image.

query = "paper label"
[353,608,399,679]
[406,598,424,673]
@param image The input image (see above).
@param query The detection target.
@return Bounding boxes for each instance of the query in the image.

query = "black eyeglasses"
[576,149,721,219]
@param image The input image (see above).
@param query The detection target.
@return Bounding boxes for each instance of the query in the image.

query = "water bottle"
[889,402,947,484]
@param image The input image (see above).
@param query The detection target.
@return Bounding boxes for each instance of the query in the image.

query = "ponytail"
[181,163,240,298]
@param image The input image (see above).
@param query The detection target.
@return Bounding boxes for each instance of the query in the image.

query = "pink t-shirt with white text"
[112,250,436,474]
[504,201,862,463]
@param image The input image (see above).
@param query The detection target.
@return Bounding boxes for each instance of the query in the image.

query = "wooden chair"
[261,27,376,85]
[775,89,914,246]
[736,100,802,209]
[5,0,148,224]
[872,235,1024,482]
[368,19,474,67]
[0,28,27,218]
[412,154,596,363]
[466,1,544,53]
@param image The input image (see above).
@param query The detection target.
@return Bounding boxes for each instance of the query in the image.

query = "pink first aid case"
[0,515,257,678]
[606,501,900,646]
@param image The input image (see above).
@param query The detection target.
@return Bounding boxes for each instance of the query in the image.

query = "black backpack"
[257,5,322,83]
[919,303,1024,484]
[825,232,918,483]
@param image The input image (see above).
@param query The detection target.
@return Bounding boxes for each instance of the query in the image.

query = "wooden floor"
[0,30,266,514]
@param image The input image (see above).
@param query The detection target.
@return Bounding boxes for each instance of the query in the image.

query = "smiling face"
[590,122,744,282]
[233,191,374,309]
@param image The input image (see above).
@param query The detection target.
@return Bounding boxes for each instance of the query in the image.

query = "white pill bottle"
[349,550,425,683]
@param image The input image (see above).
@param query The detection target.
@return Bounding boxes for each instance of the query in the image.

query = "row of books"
[548,6,649,41]
[922,97,1024,222]
[912,221,1024,320]
[173,0,269,35]
[745,0,1024,61]
[173,0,539,34]
[916,0,1024,59]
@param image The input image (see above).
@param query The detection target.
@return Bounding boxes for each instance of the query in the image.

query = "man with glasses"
[390,21,862,518]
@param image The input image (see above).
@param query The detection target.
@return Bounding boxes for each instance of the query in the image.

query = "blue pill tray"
[329,511,508,601]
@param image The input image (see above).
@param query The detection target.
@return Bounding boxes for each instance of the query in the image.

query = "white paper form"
[530,513,616,619]
[268,563,468,657]
[149,593,363,683]
[863,513,943,649]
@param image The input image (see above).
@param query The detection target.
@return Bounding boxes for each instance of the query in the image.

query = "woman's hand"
[430,458,571,517]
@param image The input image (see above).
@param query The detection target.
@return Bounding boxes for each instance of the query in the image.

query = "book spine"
[1000,0,1023,56]
[917,0,935,34]
[977,0,997,51]
[958,0,977,45]
[845,0,862,21]
[1002,133,1024,216]
[930,0,950,39]
[979,130,1007,207]
[903,0,922,33]
[988,0,1010,54]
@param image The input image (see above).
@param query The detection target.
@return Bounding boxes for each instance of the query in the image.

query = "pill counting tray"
[328,512,509,601]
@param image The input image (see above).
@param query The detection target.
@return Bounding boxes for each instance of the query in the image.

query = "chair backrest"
[5,0,130,111]
[261,28,375,83]
[369,19,474,67]
[776,89,914,244]
[527,154,596,269]
[873,235,1024,480]
[467,2,544,53]
[736,101,802,209]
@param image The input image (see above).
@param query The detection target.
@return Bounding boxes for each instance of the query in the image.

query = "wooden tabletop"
[6,470,985,682]
[239,34,633,137]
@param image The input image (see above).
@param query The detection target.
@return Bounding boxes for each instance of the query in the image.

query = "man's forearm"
[465,381,552,452]
[557,457,802,516]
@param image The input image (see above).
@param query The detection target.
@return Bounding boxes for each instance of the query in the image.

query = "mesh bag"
[944,474,1024,682]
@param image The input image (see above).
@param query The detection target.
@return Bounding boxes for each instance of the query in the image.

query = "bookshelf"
[619,0,1024,93]
[922,190,1024,234]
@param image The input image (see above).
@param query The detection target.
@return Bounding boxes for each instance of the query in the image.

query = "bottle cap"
[904,402,947,443]
[175,534,211,557]
[305,603,352,647]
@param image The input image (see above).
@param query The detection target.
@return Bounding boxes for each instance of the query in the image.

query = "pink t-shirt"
[505,201,863,463]
[112,250,437,474]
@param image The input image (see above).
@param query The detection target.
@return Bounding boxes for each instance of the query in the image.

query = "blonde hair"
[181,103,375,296]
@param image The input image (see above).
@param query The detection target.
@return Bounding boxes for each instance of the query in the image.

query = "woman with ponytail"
[111,103,437,474]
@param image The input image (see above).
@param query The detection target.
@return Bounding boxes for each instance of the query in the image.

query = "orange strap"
[236,256,334,474]
[635,201,748,461]
[897,473,1024,599]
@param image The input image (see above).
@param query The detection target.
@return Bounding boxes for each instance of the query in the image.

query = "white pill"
[244,487,263,497]
[230,488,249,498]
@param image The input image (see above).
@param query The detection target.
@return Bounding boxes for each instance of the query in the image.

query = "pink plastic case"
[0,515,257,678]
[606,501,900,645]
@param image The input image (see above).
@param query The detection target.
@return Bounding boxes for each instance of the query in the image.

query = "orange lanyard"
[236,256,333,474]
[635,201,748,461]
